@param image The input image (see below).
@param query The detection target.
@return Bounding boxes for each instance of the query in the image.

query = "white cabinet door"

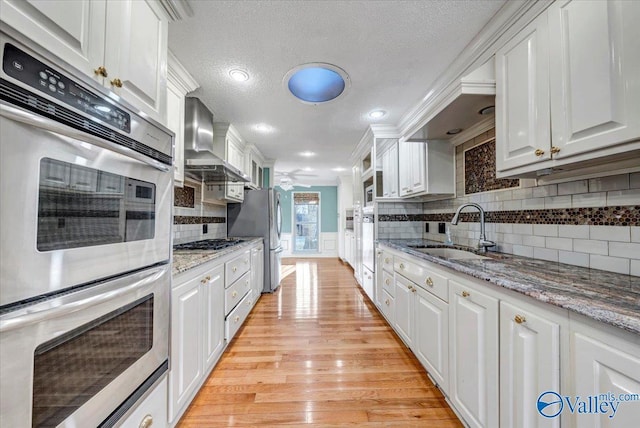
[381,143,399,198]
[203,264,225,372]
[393,275,414,347]
[500,301,560,428]
[398,142,412,197]
[414,286,449,394]
[570,327,640,428]
[0,0,106,80]
[251,244,264,300]
[495,11,551,172]
[169,276,202,421]
[449,280,499,428]
[166,79,185,185]
[409,142,426,194]
[548,0,640,159]
[104,0,167,122]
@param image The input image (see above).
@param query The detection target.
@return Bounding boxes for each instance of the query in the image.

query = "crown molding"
[398,0,551,141]
[157,0,193,21]
[168,50,199,94]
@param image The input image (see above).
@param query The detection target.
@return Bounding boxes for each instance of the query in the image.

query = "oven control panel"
[2,43,131,133]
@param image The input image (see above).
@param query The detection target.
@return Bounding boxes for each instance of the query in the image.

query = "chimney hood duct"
[183,97,250,183]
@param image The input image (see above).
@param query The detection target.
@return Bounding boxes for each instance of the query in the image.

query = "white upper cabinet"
[381,142,399,198]
[496,0,640,177]
[213,123,246,174]
[398,140,454,198]
[1,0,169,123]
[166,51,199,187]
[495,11,551,172]
[548,0,640,159]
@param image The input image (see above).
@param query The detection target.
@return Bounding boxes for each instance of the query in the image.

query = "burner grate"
[173,238,243,251]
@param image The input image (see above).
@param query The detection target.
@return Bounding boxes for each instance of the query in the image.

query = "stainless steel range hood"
[183,97,250,183]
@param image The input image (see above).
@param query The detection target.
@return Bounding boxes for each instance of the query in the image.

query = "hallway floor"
[178,258,462,427]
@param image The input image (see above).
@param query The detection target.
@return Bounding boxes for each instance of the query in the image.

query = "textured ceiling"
[169,0,506,185]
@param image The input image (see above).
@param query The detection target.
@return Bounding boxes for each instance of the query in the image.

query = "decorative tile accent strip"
[174,185,195,208]
[464,140,519,194]
[174,216,225,225]
[379,206,639,226]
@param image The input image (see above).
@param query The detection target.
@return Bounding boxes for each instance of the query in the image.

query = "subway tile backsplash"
[376,128,640,276]
[173,183,226,244]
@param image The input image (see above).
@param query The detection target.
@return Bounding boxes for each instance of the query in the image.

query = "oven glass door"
[0,264,169,428]
[0,113,171,307]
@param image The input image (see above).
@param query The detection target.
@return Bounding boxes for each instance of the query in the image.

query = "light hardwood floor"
[178,258,462,427]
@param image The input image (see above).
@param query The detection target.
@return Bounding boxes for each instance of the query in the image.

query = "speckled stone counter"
[379,239,640,335]
[172,238,263,276]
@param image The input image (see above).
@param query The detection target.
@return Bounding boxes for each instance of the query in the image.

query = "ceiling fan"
[274,169,315,191]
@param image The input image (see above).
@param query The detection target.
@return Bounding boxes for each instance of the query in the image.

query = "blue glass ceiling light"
[285,63,349,104]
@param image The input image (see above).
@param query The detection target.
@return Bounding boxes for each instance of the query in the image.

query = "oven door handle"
[0,265,167,332]
[0,102,170,173]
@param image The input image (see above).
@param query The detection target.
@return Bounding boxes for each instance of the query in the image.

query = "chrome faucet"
[451,203,496,253]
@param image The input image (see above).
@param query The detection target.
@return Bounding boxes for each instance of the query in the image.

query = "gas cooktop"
[173,238,244,251]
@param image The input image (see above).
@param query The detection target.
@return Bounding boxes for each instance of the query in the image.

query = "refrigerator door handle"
[273,247,283,254]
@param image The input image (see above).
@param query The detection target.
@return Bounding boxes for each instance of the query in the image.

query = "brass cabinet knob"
[550,146,561,155]
[94,66,108,77]
[462,291,470,298]
[425,277,434,287]
[514,314,526,324]
[232,291,238,298]
[407,285,413,291]
[385,299,390,306]
[232,266,237,273]
[139,415,153,428]
[385,279,390,285]
[384,258,390,264]
[411,287,416,293]
[399,263,405,269]
[534,149,545,157]
[234,316,240,323]
[110,78,123,88]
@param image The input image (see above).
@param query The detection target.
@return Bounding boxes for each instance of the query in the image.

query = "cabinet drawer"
[225,271,250,315]
[382,270,394,297]
[225,250,251,287]
[395,256,448,302]
[381,289,395,323]
[379,249,394,273]
[116,376,167,428]
[225,292,252,340]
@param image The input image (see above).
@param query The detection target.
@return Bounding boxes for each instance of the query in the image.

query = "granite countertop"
[172,238,263,276]
[379,239,640,335]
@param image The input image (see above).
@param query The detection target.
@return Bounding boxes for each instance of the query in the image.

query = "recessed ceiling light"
[303,167,313,172]
[332,167,347,172]
[284,63,350,104]
[479,105,495,115]
[368,110,386,119]
[255,123,272,132]
[446,128,463,135]
[299,151,315,157]
[229,69,249,82]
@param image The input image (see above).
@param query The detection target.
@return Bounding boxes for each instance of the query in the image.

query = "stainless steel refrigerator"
[227,188,282,292]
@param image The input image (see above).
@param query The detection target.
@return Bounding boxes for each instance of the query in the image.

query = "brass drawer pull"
[399,263,405,269]
[234,316,240,323]
[514,315,526,324]
[110,78,123,88]
[385,299,390,306]
[534,149,545,157]
[94,66,108,77]
[232,266,237,273]
[407,285,413,291]
[200,275,211,284]
[550,146,561,155]
[232,291,238,298]
[139,415,153,428]
[384,258,390,264]
[385,279,390,285]
[425,277,434,287]
[462,291,470,298]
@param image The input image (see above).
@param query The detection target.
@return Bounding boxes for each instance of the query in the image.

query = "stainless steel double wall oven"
[0,25,173,427]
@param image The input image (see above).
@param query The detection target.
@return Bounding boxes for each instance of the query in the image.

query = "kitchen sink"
[412,247,489,260]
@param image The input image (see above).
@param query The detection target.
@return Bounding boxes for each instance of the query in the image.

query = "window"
[293,192,320,252]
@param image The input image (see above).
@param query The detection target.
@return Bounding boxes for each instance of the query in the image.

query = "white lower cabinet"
[393,274,414,347]
[413,286,449,394]
[499,301,561,428]
[203,265,225,371]
[449,279,499,428]
[569,317,640,428]
[169,270,203,422]
[117,376,168,428]
[381,289,395,324]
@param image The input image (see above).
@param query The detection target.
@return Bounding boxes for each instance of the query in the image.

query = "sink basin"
[413,247,489,260]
